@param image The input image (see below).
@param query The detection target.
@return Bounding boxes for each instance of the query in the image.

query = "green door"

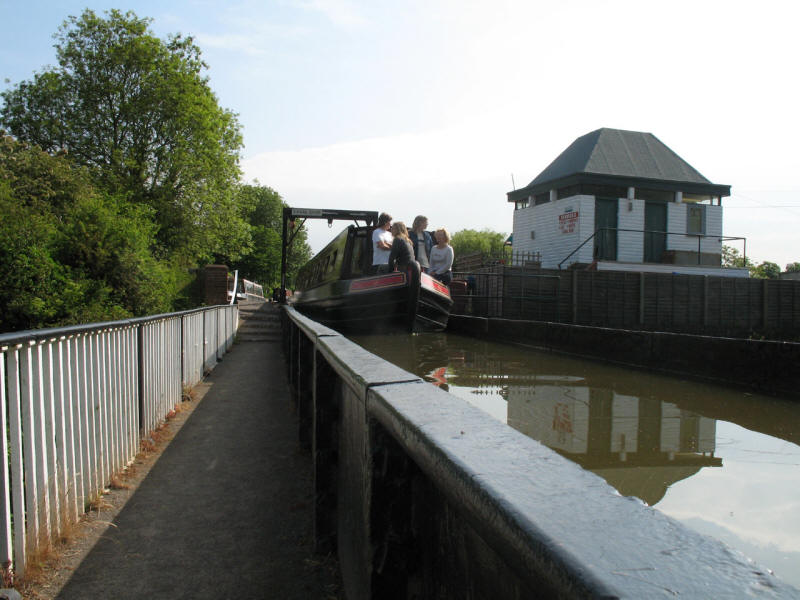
[594,198,617,261]
[644,202,667,263]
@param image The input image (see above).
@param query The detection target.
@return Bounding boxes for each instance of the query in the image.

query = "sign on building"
[559,210,579,234]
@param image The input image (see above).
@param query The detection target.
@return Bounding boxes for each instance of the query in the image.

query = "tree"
[0,134,182,331]
[451,229,508,258]
[786,262,800,273]
[721,245,752,269]
[723,246,783,279]
[228,184,311,289]
[751,261,780,280]
[1,9,247,261]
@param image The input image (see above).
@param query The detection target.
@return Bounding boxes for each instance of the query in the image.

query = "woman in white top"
[429,227,454,285]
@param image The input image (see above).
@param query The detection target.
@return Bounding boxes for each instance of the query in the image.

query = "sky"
[2,0,799,267]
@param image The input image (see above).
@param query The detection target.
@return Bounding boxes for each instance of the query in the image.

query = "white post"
[0,351,13,568]
[7,347,27,577]
[66,336,80,521]
[53,339,69,534]
[21,344,41,551]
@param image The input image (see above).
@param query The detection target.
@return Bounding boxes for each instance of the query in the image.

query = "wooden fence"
[452,266,800,340]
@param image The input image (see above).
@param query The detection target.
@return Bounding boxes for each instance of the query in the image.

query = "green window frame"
[686,204,706,235]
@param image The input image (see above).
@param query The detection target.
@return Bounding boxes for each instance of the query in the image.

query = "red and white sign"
[558,210,579,234]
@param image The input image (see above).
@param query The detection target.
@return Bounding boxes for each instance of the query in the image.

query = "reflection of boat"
[291,225,453,333]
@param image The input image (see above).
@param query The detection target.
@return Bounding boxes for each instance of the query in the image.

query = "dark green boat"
[291,225,452,333]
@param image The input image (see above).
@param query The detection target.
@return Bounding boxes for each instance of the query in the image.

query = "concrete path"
[56,340,340,600]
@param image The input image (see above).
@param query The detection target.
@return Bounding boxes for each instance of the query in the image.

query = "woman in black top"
[388,222,414,271]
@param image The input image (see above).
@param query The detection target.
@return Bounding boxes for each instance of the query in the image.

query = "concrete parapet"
[283,307,800,599]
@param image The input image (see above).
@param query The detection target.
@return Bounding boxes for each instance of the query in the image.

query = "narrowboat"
[290,225,453,333]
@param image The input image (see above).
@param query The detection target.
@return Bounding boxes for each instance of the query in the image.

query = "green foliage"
[750,261,780,280]
[0,178,65,329]
[56,193,176,316]
[0,10,299,331]
[1,8,246,261]
[451,229,508,257]
[785,262,800,273]
[721,245,752,269]
[722,246,783,279]
[0,135,189,331]
[228,184,312,289]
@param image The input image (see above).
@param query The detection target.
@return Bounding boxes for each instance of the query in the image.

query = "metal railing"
[227,270,265,304]
[451,271,560,321]
[557,228,747,269]
[0,304,238,578]
[454,250,541,272]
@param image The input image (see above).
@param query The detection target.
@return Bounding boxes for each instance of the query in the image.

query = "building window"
[556,185,581,200]
[683,193,714,204]
[582,184,628,199]
[686,204,706,235]
[636,188,674,203]
[515,197,530,210]
[534,192,549,205]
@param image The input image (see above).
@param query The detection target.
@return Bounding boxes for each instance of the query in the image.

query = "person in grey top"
[408,215,433,273]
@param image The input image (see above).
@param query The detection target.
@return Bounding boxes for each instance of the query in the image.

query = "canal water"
[349,332,800,589]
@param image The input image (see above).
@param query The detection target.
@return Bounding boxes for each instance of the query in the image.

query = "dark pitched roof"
[508,128,730,201]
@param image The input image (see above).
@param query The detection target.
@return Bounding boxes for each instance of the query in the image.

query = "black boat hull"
[292,269,452,334]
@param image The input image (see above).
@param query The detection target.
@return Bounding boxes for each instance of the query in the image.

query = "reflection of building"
[352,333,725,506]
[507,385,721,506]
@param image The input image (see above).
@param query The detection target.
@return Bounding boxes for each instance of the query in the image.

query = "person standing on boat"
[388,222,414,271]
[430,228,454,285]
[372,212,393,273]
[409,215,433,273]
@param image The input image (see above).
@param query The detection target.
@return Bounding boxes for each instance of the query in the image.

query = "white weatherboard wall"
[617,199,645,263]
[506,385,590,454]
[667,203,723,254]
[610,394,639,455]
[512,196,596,268]
[513,196,724,268]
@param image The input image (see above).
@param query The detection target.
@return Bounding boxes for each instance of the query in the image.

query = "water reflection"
[508,387,721,506]
[349,332,800,588]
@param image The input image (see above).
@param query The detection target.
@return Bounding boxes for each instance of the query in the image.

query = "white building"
[508,128,748,277]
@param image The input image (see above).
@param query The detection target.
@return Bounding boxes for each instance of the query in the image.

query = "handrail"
[0,305,234,348]
[0,303,238,578]
[557,228,747,270]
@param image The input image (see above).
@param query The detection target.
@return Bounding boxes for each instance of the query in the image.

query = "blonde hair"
[435,227,451,243]
[391,221,410,241]
[412,215,428,231]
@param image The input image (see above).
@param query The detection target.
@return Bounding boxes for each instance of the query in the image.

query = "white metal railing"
[0,304,238,579]
[227,271,265,303]
[242,278,264,298]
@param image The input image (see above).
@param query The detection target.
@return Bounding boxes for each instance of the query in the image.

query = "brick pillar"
[204,264,229,306]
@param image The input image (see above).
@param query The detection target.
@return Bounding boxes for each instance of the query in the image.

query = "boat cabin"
[295,225,373,290]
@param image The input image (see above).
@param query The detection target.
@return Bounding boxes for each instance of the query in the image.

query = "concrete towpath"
[55,336,340,599]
